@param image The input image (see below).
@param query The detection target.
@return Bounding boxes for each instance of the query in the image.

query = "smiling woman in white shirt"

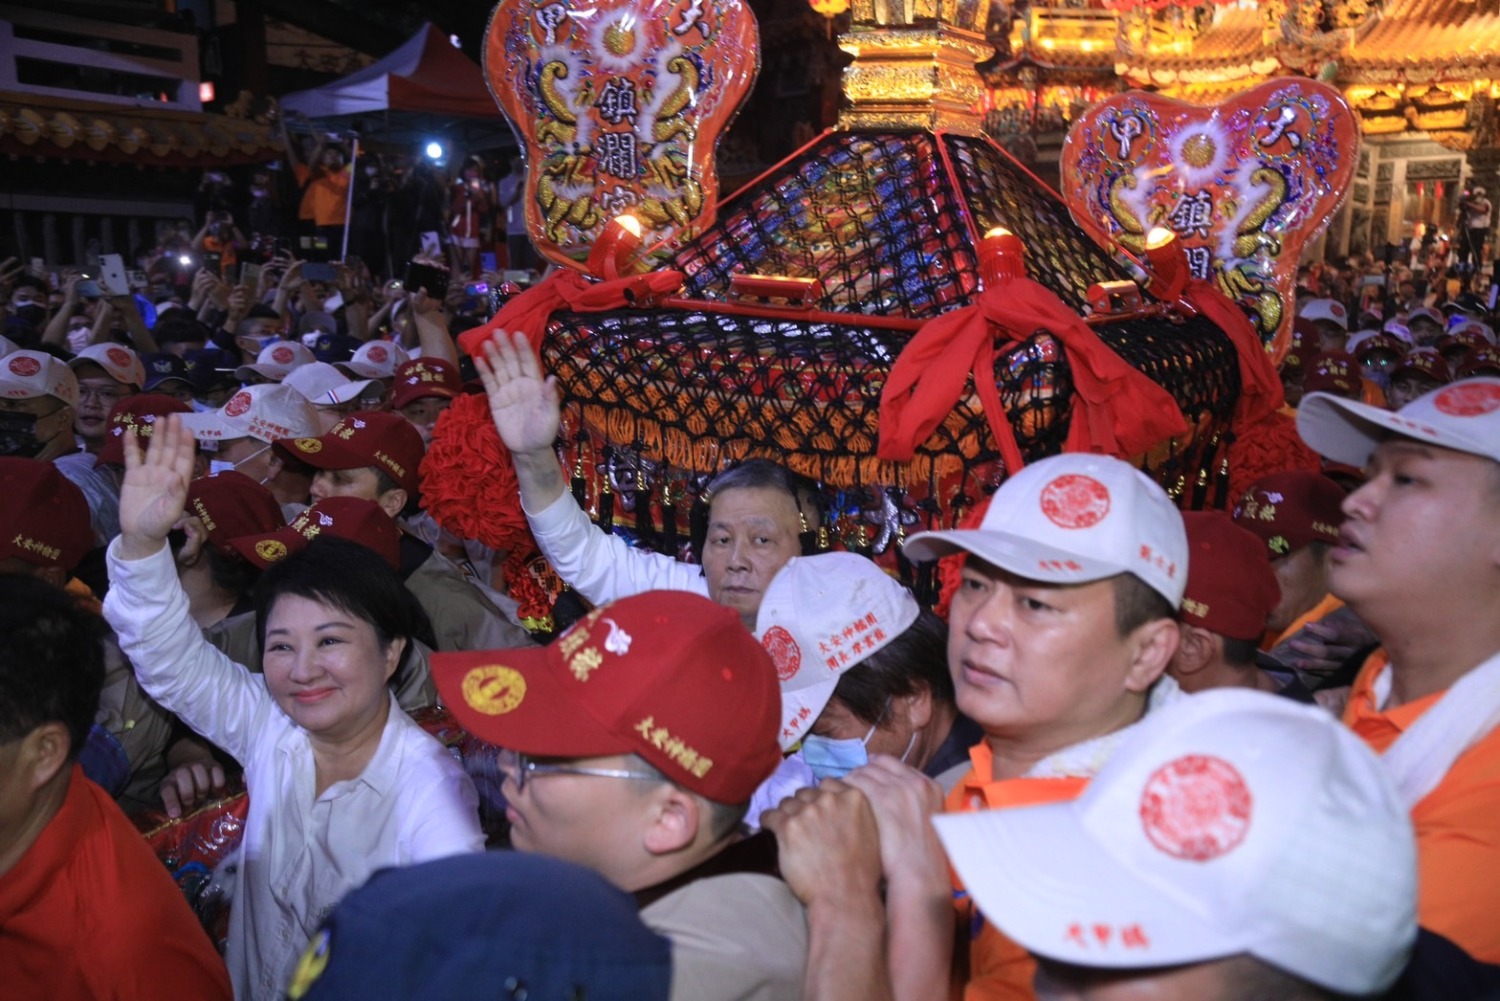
[102,416,484,1001]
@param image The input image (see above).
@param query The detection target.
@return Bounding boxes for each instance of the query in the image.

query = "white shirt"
[103,541,485,1001]
[526,489,709,608]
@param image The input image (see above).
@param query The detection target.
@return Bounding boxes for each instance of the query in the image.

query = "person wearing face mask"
[6,279,50,336]
[179,383,320,517]
[1,350,116,543]
[748,553,982,817]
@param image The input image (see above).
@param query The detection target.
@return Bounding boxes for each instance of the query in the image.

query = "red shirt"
[0,767,231,1000]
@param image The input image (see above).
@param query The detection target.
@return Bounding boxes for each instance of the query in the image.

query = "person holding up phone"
[193,211,246,279]
[281,115,350,263]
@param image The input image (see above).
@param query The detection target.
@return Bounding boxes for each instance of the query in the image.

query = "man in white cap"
[766,453,1189,1001]
[1297,375,1500,965]
[233,339,315,385]
[180,383,320,515]
[0,349,116,540]
[281,361,376,433]
[67,343,145,456]
[1299,297,1350,354]
[934,689,1418,1000]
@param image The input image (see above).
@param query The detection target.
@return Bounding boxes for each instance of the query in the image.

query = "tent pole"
[342,136,359,261]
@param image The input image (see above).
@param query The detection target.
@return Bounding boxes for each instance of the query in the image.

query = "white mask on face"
[208,442,271,477]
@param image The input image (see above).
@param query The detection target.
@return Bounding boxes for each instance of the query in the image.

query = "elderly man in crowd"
[475,331,820,631]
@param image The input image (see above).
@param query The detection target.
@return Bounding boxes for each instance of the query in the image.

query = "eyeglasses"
[495,747,660,793]
[77,384,126,404]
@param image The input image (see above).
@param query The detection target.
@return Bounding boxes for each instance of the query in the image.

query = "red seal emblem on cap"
[224,391,253,417]
[367,345,388,364]
[760,626,801,682]
[1140,754,1252,862]
[105,347,132,368]
[271,346,295,365]
[7,355,41,378]
[1433,382,1500,417]
[1039,474,1111,530]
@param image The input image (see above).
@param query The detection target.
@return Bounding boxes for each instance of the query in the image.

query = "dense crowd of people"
[3,168,1500,1001]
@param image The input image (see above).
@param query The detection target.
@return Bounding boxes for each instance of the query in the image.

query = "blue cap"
[307,332,361,364]
[140,352,193,392]
[288,853,673,1001]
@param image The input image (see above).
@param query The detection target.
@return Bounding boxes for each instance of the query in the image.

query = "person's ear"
[376,487,408,520]
[642,786,701,856]
[381,636,407,684]
[178,518,208,566]
[1124,617,1180,693]
[22,722,72,793]
[1171,624,1215,677]
[895,684,934,731]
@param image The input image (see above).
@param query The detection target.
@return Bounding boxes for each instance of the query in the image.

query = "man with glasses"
[434,590,808,1001]
[67,344,146,456]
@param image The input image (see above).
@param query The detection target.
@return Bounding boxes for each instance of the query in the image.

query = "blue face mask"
[801,723,877,782]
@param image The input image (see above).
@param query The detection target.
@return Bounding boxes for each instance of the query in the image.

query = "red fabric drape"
[456,269,686,359]
[878,276,1187,469]
[1182,278,1285,427]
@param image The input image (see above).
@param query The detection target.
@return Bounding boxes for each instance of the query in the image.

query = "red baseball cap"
[1458,346,1500,379]
[1392,348,1451,385]
[273,411,423,496]
[391,358,463,410]
[1232,470,1344,558]
[96,393,193,466]
[1179,512,1280,643]
[1302,351,1360,398]
[0,457,94,571]
[229,496,401,570]
[432,591,783,805]
[186,471,285,558]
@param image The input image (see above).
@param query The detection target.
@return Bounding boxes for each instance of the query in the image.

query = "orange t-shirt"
[1344,650,1500,962]
[292,163,351,227]
[945,742,1090,1001]
[1261,590,1344,652]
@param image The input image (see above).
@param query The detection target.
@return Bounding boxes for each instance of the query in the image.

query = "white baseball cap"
[338,340,409,381]
[283,361,374,407]
[0,350,79,406]
[1381,319,1413,343]
[67,343,146,389]
[1299,297,1348,332]
[179,383,319,444]
[754,552,921,751]
[1448,319,1496,344]
[1298,376,1500,466]
[903,453,1188,607]
[234,339,315,383]
[934,689,1417,995]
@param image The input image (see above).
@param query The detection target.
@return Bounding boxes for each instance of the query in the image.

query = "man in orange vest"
[936,690,1417,1000]
[1298,375,1500,965]
[766,453,1187,1001]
